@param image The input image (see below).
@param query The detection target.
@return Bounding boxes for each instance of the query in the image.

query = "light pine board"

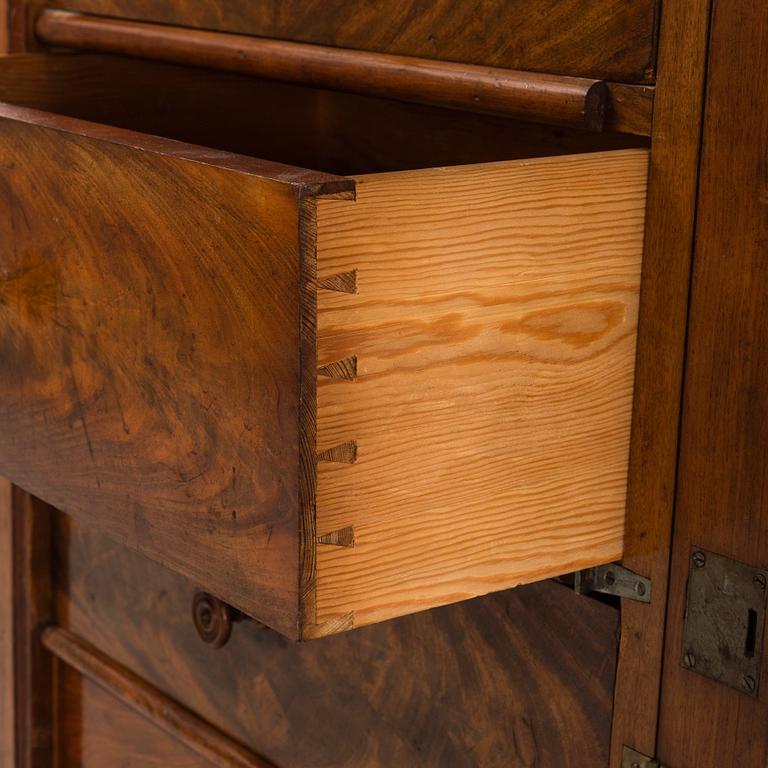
[313,150,648,631]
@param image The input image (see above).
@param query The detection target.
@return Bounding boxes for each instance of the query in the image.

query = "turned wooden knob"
[192,592,234,649]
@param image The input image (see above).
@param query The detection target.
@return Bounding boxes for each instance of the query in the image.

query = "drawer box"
[0,54,648,638]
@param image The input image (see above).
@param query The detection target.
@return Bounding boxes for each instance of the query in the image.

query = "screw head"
[631,763,641,768]
[692,551,706,568]
[604,570,616,586]
[635,581,647,597]
[743,675,756,692]
[754,573,767,590]
[683,651,696,668]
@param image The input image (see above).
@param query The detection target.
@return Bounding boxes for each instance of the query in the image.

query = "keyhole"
[745,608,758,659]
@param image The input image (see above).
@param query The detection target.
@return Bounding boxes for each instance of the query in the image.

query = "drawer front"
[0,102,349,637]
[47,0,659,82]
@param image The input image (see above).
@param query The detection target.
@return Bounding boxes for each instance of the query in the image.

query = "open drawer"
[0,53,648,638]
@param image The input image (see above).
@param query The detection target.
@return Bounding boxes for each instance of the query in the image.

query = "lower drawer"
[0,53,648,638]
[45,509,619,768]
[56,665,212,768]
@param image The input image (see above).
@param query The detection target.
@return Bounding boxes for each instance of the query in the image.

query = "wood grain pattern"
[656,2,768,765]
[0,102,349,637]
[0,53,652,636]
[0,478,13,768]
[313,150,648,631]
[0,0,8,53]
[606,83,654,136]
[44,0,659,82]
[0,11,16,759]
[0,53,647,178]
[35,10,611,131]
[608,0,713,760]
[56,665,218,767]
[7,0,44,53]
[54,511,619,768]
[11,490,54,768]
[45,627,277,768]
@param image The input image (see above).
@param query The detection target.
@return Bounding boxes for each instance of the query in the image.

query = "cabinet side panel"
[657,1,768,764]
[314,150,647,631]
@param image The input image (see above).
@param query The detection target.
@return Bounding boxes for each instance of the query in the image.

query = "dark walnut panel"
[48,0,659,82]
[57,666,214,768]
[47,628,276,767]
[0,103,350,637]
[54,513,618,768]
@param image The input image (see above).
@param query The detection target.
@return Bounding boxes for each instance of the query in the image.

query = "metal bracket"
[621,746,664,768]
[681,548,767,696]
[572,563,651,603]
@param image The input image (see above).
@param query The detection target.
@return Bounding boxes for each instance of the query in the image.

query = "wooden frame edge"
[0,479,14,768]
[609,0,713,762]
[11,489,54,768]
[42,626,277,768]
[35,9,613,131]
[297,191,320,641]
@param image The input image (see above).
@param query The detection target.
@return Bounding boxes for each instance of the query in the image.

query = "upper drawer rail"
[35,8,653,134]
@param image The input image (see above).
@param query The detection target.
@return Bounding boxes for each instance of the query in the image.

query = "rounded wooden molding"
[192,591,234,649]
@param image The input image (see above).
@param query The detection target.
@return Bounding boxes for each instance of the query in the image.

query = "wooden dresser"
[1,1,766,766]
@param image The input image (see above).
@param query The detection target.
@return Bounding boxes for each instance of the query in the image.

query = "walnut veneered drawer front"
[0,55,648,638]
[44,0,659,82]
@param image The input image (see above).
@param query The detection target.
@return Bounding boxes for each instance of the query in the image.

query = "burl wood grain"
[0,103,349,637]
[313,150,648,631]
[46,0,659,82]
[54,512,619,768]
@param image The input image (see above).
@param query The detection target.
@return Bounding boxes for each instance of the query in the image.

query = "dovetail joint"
[317,441,357,464]
[317,269,357,294]
[318,356,357,381]
[316,526,355,547]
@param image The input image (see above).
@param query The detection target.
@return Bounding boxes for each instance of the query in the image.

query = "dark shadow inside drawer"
[0,53,646,175]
